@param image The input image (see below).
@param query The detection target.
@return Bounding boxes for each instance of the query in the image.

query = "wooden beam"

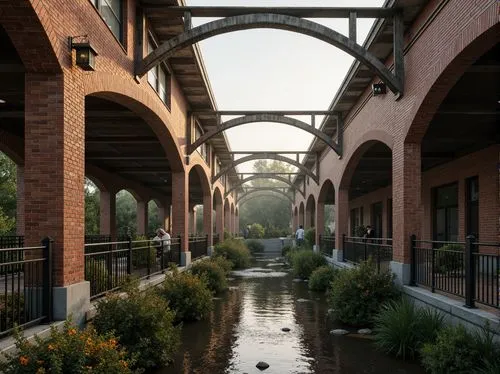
[86,136,158,144]
[193,110,338,115]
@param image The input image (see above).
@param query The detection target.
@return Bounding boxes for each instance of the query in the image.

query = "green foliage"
[147,201,162,237]
[373,297,444,360]
[263,226,289,238]
[281,245,292,257]
[0,152,16,235]
[159,268,213,323]
[0,293,24,332]
[308,265,337,292]
[116,190,137,238]
[305,227,315,246]
[214,239,251,269]
[245,239,264,253]
[131,236,156,267]
[248,223,265,239]
[84,178,100,235]
[93,286,180,370]
[289,249,327,279]
[328,260,399,326]
[223,229,232,240]
[0,321,133,374]
[354,225,366,237]
[435,244,464,274]
[210,255,233,276]
[420,324,500,374]
[85,258,109,294]
[190,260,228,294]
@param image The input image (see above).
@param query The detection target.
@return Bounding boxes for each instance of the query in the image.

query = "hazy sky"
[187,0,385,171]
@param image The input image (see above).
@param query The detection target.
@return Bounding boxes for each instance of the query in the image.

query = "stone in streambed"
[256,361,270,370]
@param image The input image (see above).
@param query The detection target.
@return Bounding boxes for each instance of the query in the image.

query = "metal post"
[42,237,53,323]
[108,237,114,290]
[464,235,476,308]
[364,238,368,262]
[431,243,436,293]
[342,234,346,262]
[410,234,416,286]
[127,235,132,275]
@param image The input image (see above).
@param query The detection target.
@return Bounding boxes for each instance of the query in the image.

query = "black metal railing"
[84,236,181,299]
[213,233,220,247]
[84,235,112,244]
[189,235,208,260]
[342,235,393,273]
[411,235,499,309]
[0,238,52,338]
[0,235,24,249]
[319,234,335,257]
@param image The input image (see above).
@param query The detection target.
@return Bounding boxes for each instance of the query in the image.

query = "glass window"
[466,177,479,239]
[433,183,458,241]
[158,67,167,103]
[92,0,122,41]
[147,39,158,88]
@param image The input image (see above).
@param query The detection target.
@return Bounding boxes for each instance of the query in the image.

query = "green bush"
[246,239,265,253]
[354,225,366,237]
[191,260,228,294]
[435,244,464,274]
[214,239,251,269]
[421,324,500,374]
[0,293,24,332]
[281,245,292,257]
[0,321,133,374]
[93,286,180,369]
[263,226,289,238]
[85,258,110,294]
[308,265,337,292]
[289,249,327,279]
[328,260,399,326]
[131,236,156,268]
[373,297,444,360]
[248,223,265,239]
[210,255,233,276]
[305,227,315,246]
[159,268,213,323]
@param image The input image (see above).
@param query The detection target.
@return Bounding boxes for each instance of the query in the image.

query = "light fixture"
[372,82,387,96]
[0,99,6,104]
[68,35,98,71]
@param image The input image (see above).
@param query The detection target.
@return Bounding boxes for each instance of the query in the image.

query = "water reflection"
[159,255,424,374]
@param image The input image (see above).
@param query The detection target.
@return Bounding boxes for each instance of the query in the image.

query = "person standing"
[295,225,305,247]
[153,228,171,257]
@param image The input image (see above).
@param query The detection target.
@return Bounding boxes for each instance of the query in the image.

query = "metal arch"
[225,174,304,198]
[237,188,294,205]
[136,13,403,95]
[238,192,291,208]
[188,114,340,156]
[212,153,318,184]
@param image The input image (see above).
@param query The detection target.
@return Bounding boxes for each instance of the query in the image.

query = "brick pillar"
[203,193,213,250]
[391,142,422,285]
[99,190,116,239]
[315,201,325,248]
[224,204,230,235]
[191,206,197,235]
[24,72,89,322]
[136,200,148,236]
[216,199,224,240]
[16,165,25,235]
[299,207,304,227]
[172,171,190,264]
[335,188,349,251]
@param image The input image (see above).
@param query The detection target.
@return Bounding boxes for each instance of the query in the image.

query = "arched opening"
[224,198,231,237]
[317,179,336,253]
[188,165,211,238]
[293,206,299,232]
[230,204,235,236]
[299,202,305,228]
[148,200,162,237]
[305,195,316,229]
[115,189,138,238]
[84,177,100,239]
[0,152,19,238]
[213,187,223,244]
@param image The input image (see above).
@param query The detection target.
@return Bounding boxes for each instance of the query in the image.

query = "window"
[194,123,207,161]
[91,0,122,41]
[350,208,362,236]
[147,37,171,107]
[466,176,479,239]
[433,183,458,241]
[371,201,383,238]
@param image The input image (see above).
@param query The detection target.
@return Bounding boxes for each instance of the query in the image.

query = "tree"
[116,190,137,237]
[84,178,100,235]
[239,160,292,234]
[0,152,17,234]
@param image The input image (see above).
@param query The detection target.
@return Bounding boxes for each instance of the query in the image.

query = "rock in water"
[358,328,372,335]
[256,361,270,370]
[281,327,291,332]
[296,298,310,303]
[330,329,349,336]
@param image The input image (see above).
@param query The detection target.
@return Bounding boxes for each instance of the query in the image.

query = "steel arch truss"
[136,9,404,95]
[225,174,304,198]
[236,187,294,205]
[212,153,319,184]
[189,112,342,156]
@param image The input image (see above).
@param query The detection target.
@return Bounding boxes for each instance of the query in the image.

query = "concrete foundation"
[52,281,90,326]
[207,246,214,256]
[390,261,411,285]
[181,251,192,267]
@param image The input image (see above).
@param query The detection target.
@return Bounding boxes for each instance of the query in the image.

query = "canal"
[160,247,425,374]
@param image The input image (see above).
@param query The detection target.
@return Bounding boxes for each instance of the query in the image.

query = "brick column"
[24,72,88,322]
[335,188,349,253]
[391,142,422,284]
[16,165,25,235]
[216,198,224,240]
[171,171,190,265]
[99,190,116,239]
[136,200,148,236]
[315,201,325,249]
[203,193,213,251]
[224,204,231,235]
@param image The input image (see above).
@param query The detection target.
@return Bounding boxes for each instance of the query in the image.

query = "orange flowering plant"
[0,320,134,374]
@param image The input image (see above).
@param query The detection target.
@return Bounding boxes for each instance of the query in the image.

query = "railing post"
[107,237,114,290]
[160,239,165,272]
[147,239,151,278]
[342,234,346,262]
[42,237,53,323]
[376,243,381,274]
[464,235,476,308]
[431,243,436,293]
[127,235,132,275]
[410,234,416,286]
[364,238,368,262]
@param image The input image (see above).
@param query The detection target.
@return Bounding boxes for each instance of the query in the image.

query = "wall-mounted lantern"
[68,35,98,71]
[372,82,387,96]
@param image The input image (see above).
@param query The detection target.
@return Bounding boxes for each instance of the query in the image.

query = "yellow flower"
[68,328,77,336]
[19,355,29,366]
[47,344,56,351]
[36,368,45,374]
[120,360,128,368]
[108,338,117,347]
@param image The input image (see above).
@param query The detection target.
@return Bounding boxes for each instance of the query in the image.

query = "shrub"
[191,260,228,294]
[420,324,500,374]
[309,265,337,292]
[93,286,180,370]
[248,223,265,239]
[435,244,464,274]
[373,297,444,360]
[246,239,265,253]
[214,239,251,269]
[0,293,24,332]
[289,249,327,279]
[328,260,399,326]
[159,268,213,323]
[85,258,109,295]
[0,321,133,374]
[305,227,316,246]
[281,245,292,257]
[210,255,233,275]
[354,225,366,237]
[131,235,156,268]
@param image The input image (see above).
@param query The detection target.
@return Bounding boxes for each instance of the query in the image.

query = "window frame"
[90,0,123,43]
[146,32,172,110]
